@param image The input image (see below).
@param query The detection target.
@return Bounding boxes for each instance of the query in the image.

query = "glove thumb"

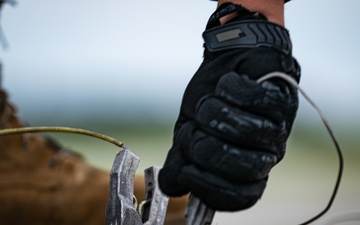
[158,144,190,197]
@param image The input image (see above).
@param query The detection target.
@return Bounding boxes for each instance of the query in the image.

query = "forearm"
[217,0,285,26]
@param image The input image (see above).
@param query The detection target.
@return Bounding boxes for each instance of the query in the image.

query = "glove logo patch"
[216,28,244,42]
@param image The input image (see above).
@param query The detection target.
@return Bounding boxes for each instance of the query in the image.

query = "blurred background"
[0,0,359,224]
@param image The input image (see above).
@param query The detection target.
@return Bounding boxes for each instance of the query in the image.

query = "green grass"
[42,120,360,224]
[46,120,360,194]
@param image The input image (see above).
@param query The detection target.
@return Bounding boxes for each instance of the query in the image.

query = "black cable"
[258,72,344,225]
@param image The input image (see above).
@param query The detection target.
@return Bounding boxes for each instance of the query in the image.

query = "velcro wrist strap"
[203,21,292,55]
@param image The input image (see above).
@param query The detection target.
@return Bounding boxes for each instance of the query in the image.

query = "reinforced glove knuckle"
[216,72,297,123]
[196,97,282,149]
[186,133,277,181]
[216,72,264,106]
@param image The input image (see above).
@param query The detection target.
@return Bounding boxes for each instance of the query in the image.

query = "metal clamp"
[105,148,216,225]
[185,195,215,225]
[105,148,169,225]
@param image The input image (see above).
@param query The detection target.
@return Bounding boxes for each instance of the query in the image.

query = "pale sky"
[1,2,359,224]
[1,0,359,126]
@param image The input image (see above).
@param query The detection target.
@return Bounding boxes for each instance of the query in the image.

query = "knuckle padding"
[184,132,277,181]
[215,72,291,123]
[196,97,281,149]
[216,72,267,106]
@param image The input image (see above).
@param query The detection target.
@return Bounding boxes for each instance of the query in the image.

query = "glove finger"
[196,97,282,152]
[159,143,190,197]
[179,165,267,211]
[215,72,293,123]
[183,130,277,182]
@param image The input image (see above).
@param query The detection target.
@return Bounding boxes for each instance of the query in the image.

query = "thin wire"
[257,71,344,225]
[137,198,152,218]
[0,126,125,148]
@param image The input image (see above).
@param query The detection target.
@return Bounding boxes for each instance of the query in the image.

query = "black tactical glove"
[159,3,300,211]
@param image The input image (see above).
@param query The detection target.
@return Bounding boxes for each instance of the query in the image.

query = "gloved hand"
[159,3,300,211]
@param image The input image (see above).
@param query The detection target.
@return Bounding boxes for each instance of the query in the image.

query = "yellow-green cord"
[0,126,125,148]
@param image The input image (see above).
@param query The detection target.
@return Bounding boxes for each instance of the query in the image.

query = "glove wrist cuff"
[202,20,292,55]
